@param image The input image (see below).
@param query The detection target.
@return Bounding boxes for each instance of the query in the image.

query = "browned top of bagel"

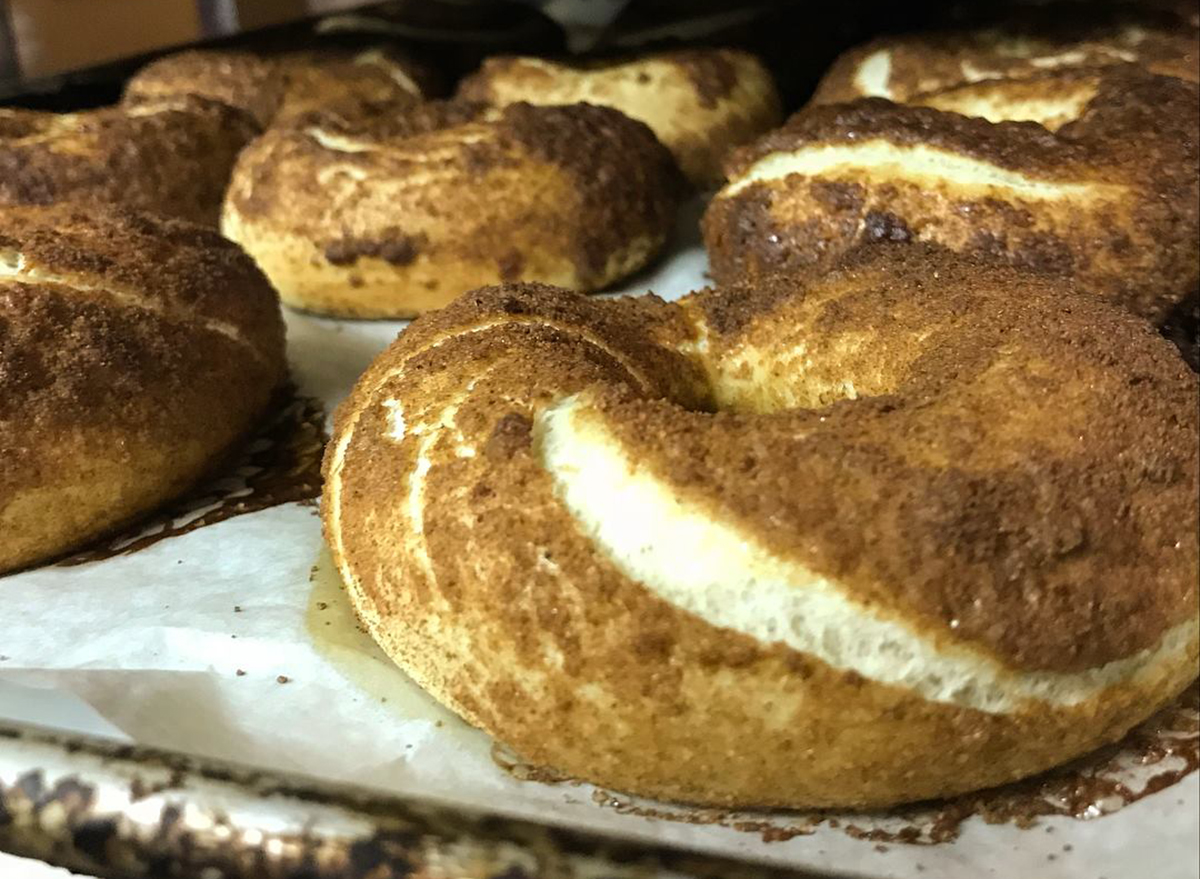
[0,205,283,348]
[0,98,259,226]
[123,46,439,128]
[707,66,1198,323]
[734,66,1197,180]
[813,6,1199,104]
[226,99,682,286]
[122,50,283,126]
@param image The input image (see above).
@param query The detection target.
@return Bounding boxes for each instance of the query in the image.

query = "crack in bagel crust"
[719,140,1112,199]
[706,66,1200,325]
[0,249,259,359]
[537,393,1196,715]
[913,76,1101,130]
[323,258,1198,809]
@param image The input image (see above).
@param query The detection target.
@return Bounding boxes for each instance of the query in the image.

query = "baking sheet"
[1,197,1197,879]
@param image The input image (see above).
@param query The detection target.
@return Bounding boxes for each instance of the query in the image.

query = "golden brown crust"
[0,98,258,227]
[222,100,682,317]
[123,47,440,128]
[704,66,1200,325]
[0,206,285,573]
[122,50,284,127]
[271,48,439,122]
[323,248,1198,808]
[812,7,1199,104]
[457,48,782,186]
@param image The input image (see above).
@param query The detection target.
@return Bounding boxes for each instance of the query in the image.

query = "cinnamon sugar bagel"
[457,49,782,187]
[812,10,1199,104]
[0,206,285,574]
[704,65,1200,324]
[0,98,258,226]
[222,100,681,318]
[123,46,438,129]
[323,246,1199,809]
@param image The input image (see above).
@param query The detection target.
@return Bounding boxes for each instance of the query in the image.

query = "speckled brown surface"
[223,100,682,317]
[0,206,285,573]
[0,98,258,227]
[458,48,781,186]
[705,66,1200,325]
[122,50,283,126]
[813,4,1199,104]
[322,248,1198,809]
[57,389,324,566]
[123,46,440,128]
[567,681,1199,844]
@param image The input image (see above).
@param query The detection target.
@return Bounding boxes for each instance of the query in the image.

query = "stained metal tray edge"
[0,719,827,879]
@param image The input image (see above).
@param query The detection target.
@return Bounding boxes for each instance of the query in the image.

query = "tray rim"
[0,717,835,879]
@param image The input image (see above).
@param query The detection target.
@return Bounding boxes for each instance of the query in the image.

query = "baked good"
[322,246,1199,808]
[123,51,283,128]
[0,98,258,226]
[457,49,782,186]
[222,100,681,318]
[812,10,1199,104]
[0,206,286,574]
[704,66,1199,324]
[124,47,438,129]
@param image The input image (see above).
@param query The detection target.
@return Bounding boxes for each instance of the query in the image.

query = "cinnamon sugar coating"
[323,248,1198,808]
[705,66,1199,325]
[642,247,1198,671]
[123,46,440,128]
[0,98,258,226]
[0,206,285,573]
[222,100,682,317]
[458,48,782,186]
[813,3,1199,104]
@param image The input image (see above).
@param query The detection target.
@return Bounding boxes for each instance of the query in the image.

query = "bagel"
[703,65,1200,325]
[812,10,1199,104]
[221,100,682,318]
[457,49,782,186]
[0,206,285,574]
[322,246,1199,809]
[123,46,438,129]
[0,98,258,226]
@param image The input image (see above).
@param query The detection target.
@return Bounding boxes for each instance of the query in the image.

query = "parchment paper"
[2,199,1197,879]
